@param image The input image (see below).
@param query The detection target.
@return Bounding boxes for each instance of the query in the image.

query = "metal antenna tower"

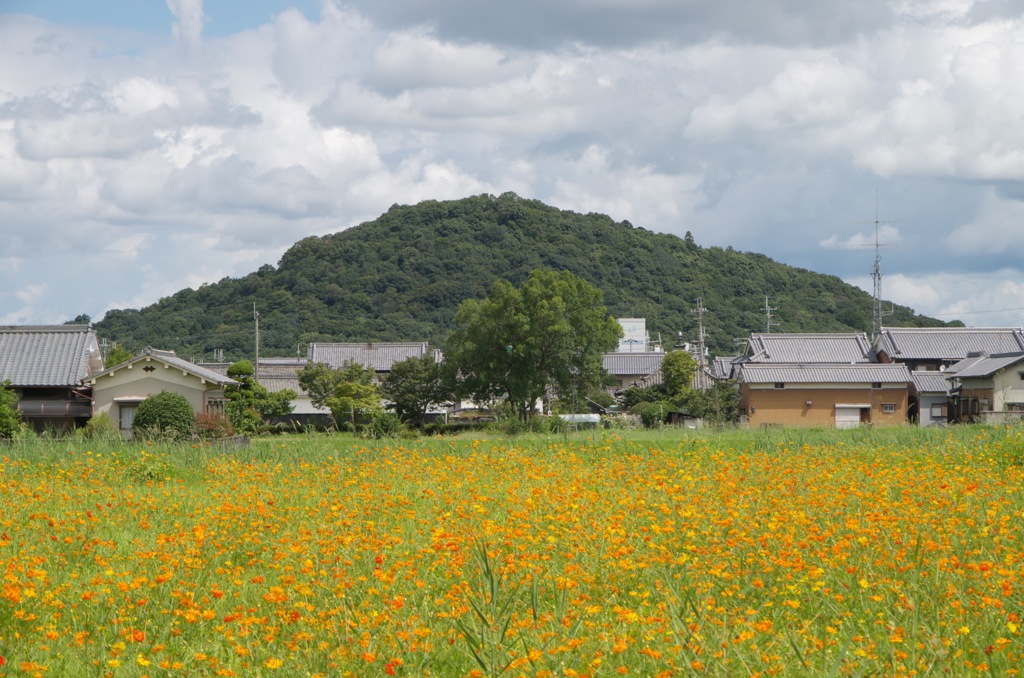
[851,195,901,339]
[764,296,779,333]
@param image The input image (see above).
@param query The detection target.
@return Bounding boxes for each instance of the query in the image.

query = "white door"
[835,407,860,429]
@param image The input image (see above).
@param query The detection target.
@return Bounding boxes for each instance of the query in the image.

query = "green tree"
[380,354,452,433]
[134,390,194,439]
[104,344,134,368]
[224,361,296,433]
[0,381,21,439]
[324,361,382,430]
[297,362,348,410]
[679,381,740,426]
[447,269,622,422]
[661,350,697,398]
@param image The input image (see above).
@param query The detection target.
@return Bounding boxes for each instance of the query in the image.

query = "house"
[602,352,665,389]
[85,347,237,430]
[307,342,440,379]
[736,363,911,428]
[909,371,953,427]
[944,351,1024,423]
[873,327,1024,371]
[0,324,102,432]
[737,332,875,365]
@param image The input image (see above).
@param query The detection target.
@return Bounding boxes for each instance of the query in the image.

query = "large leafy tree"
[661,350,697,398]
[381,354,452,433]
[447,269,622,422]
[324,361,382,429]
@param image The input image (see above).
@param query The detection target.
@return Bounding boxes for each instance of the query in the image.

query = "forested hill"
[95,193,956,360]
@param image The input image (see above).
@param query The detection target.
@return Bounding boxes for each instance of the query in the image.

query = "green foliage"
[678,381,741,426]
[640,401,677,428]
[194,412,235,439]
[224,363,295,434]
[134,390,195,439]
[448,269,622,422]
[661,350,697,398]
[380,354,452,432]
[92,194,957,361]
[103,344,134,368]
[0,381,22,439]
[588,387,615,409]
[81,412,118,440]
[226,360,254,378]
[297,362,347,410]
[363,412,404,439]
[621,386,666,410]
[322,361,382,429]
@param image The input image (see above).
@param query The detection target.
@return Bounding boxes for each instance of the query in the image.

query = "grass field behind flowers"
[1,425,1023,677]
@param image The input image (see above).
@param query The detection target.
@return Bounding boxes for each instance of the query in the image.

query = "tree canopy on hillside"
[94,193,956,361]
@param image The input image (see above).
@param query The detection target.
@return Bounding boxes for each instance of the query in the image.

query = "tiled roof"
[308,343,436,371]
[739,363,911,385]
[910,371,954,395]
[741,333,873,364]
[602,352,665,376]
[874,327,1024,361]
[196,359,306,394]
[945,352,1024,379]
[0,325,100,387]
[711,356,737,380]
[88,347,237,386]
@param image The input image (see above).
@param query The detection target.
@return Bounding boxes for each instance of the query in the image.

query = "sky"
[2,0,1024,330]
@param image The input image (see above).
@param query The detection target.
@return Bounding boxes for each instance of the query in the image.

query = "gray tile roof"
[602,352,665,376]
[910,371,954,395]
[711,356,738,380]
[874,327,1024,361]
[0,325,100,387]
[308,342,436,371]
[196,359,306,394]
[945,352,1024,379]
[741,333,873,364]
[739,363,912,385]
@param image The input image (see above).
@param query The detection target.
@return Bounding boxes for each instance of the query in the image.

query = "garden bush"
[134,390,195,439]
[80,412,118,440]
[194,412,235,439]
[640,401,677,428]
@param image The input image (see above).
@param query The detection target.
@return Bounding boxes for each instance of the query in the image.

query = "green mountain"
[95,193,956,360]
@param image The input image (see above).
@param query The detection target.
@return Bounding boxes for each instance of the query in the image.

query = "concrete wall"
[740,385,908,428]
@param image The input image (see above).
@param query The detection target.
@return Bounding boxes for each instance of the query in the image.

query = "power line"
[929,306,1024,317]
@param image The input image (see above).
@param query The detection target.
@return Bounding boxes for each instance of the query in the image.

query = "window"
[774,382,785,389]
[871,382,882,389]
[930,404,946,420]
[119,404,137,430]
[882,403,896,414]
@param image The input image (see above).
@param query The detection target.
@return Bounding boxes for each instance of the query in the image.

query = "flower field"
[1,427,1023,677]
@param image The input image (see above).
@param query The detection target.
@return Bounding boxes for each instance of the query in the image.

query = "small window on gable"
[774,382,785,389]
[871,382,882,389]
[882,403,896,414]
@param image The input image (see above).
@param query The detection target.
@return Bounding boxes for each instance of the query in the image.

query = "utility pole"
[764,296,779,333]
[253,303,260,384]
[692,298,711,390]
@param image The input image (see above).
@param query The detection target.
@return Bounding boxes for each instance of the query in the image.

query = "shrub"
[640,401,677,428]
[134,391,195,439]
[0,381,21,439]
[226,360,254,378]
[363,412,404,439]
[194,412,235,439]
[81,412,118,440]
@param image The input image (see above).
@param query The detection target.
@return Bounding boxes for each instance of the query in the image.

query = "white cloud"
[820,224,902,249]
[0,1,1023,331]
[849,270,1024,327]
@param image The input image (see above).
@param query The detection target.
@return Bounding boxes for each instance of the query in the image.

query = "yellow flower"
[264,658,284,669]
